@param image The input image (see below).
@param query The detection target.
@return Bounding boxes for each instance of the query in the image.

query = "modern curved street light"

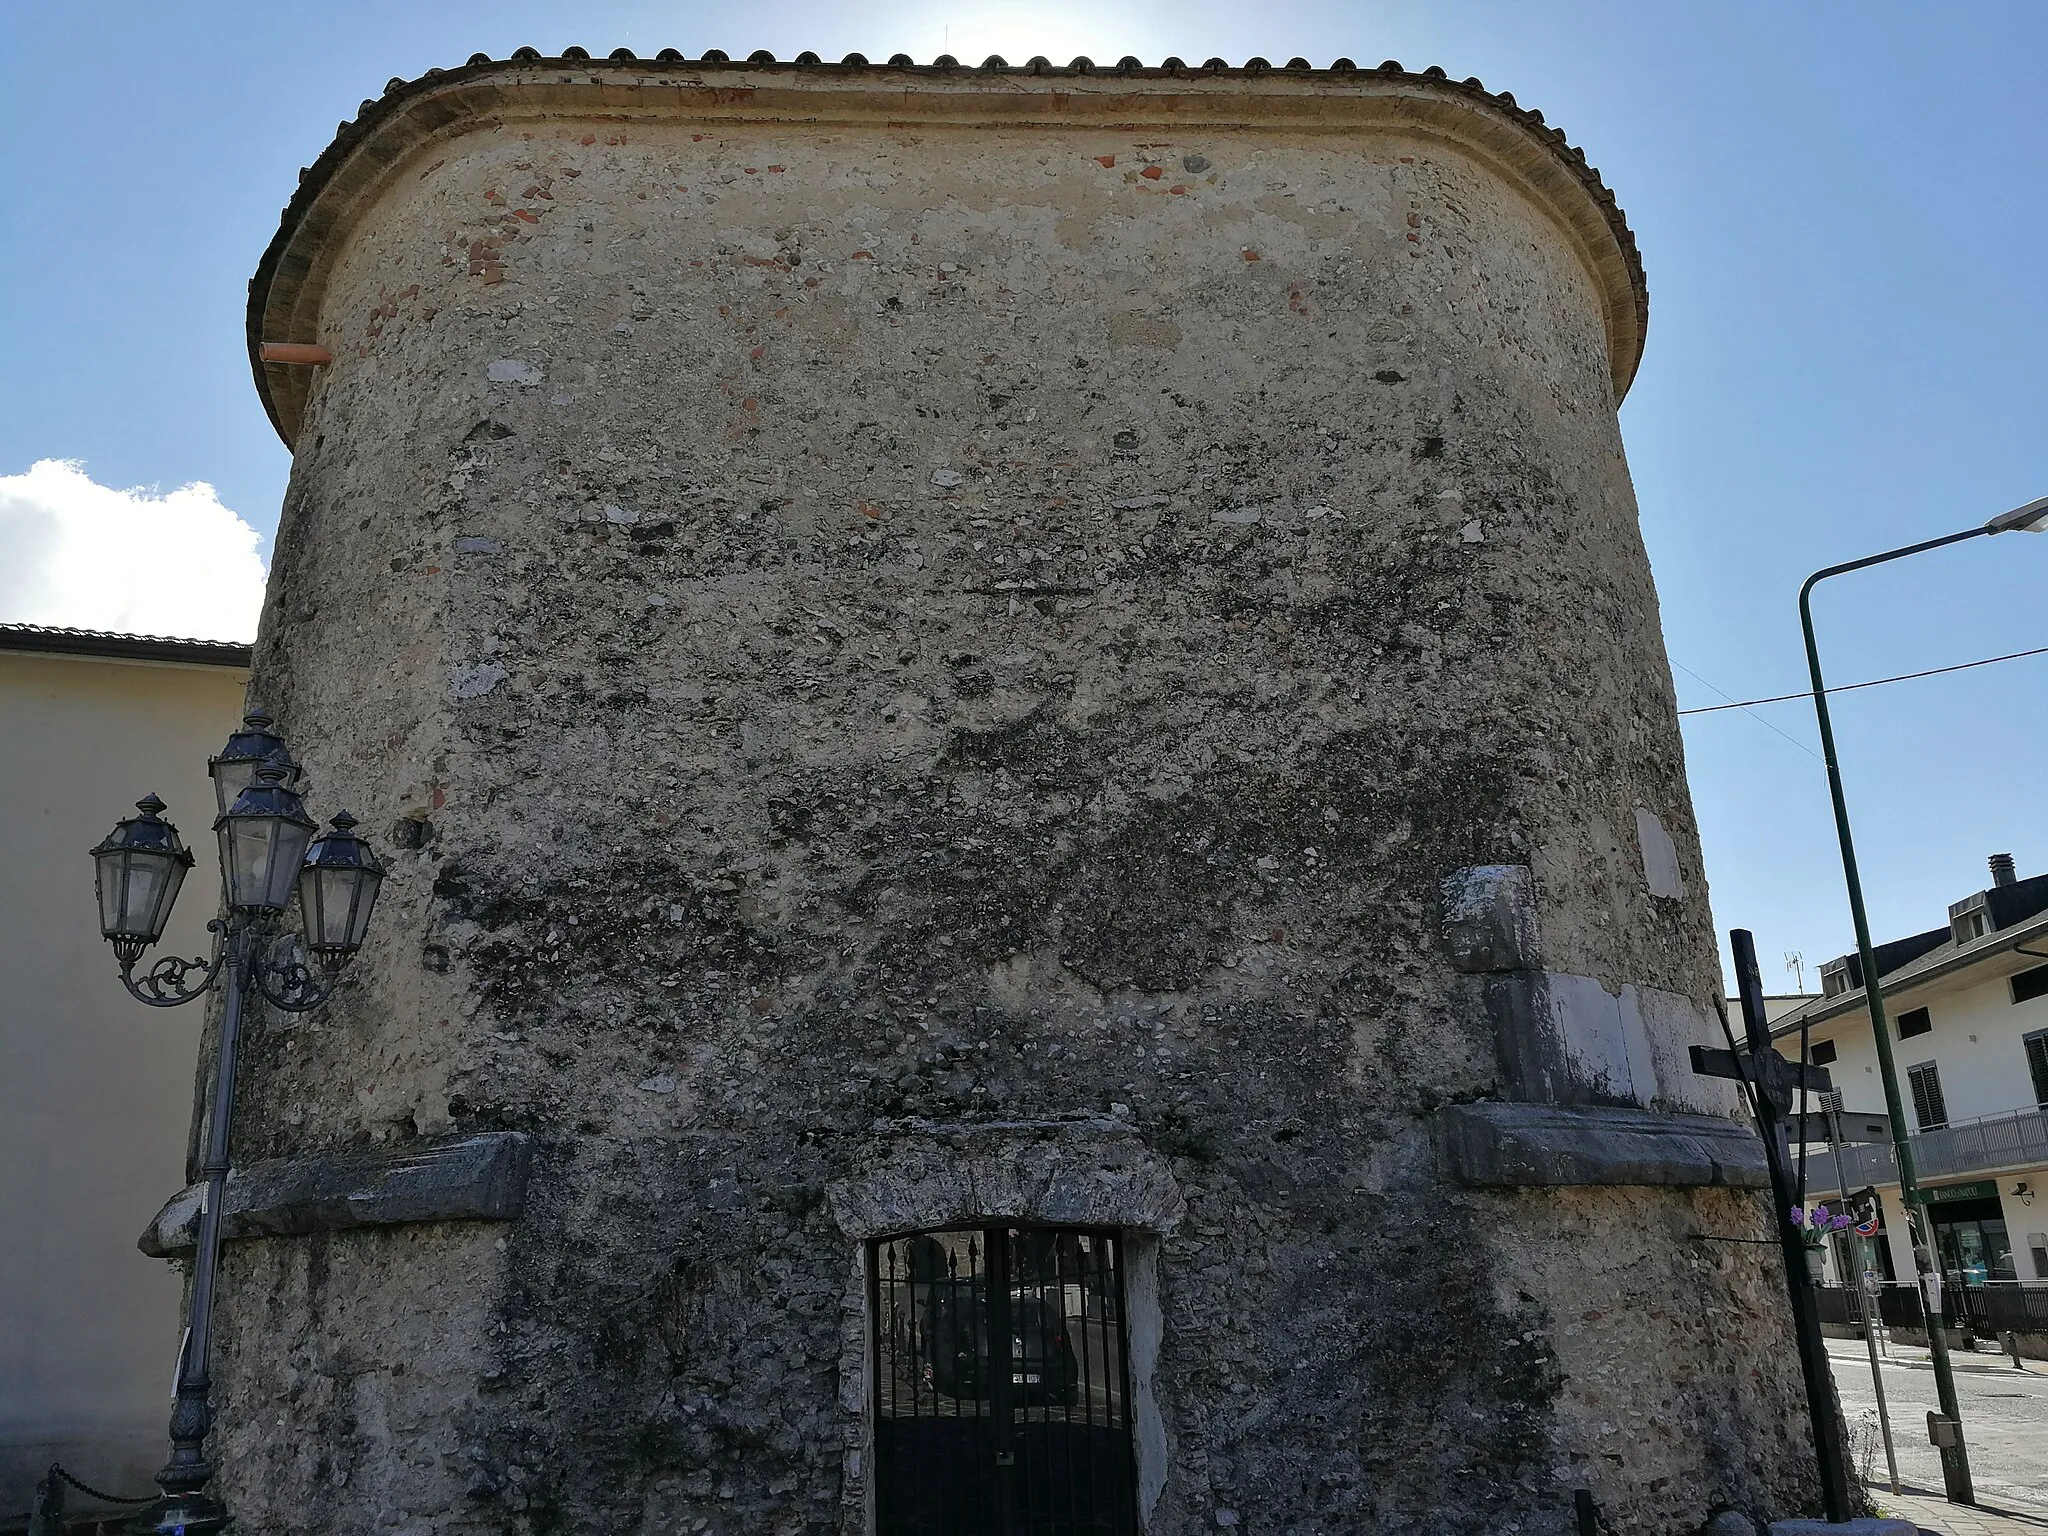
[88,711,384,1535]
[1798,493,2048,1507]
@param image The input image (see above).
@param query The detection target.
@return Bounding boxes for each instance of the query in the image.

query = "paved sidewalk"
[1825,1336,2048,1517]
[1867,1486,2048,1535]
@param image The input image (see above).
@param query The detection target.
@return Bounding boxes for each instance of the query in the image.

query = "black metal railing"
[1818,1281,2048,1335]
[1956,1281,2048,1333]
[1814,1285,1858,1327]
[871,1224,1139,1536]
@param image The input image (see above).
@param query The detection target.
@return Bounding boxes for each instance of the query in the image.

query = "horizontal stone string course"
[138,1132,531,1258]
[1438,1101,1771,1189]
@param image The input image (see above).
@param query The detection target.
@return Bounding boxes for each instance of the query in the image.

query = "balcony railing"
[1797,1101,2048,1191]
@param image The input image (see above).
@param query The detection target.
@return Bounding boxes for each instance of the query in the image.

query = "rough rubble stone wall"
[213,102,1818,1535]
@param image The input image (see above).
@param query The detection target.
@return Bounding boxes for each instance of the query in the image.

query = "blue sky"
[2,1,2043,988]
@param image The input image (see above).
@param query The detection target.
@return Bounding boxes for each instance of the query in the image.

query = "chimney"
[1990,852,2017,888]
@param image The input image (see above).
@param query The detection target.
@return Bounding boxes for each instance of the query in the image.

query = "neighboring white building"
[1772,854,2048,1293]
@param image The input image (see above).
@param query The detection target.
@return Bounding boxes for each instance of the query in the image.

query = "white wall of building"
[1797,959,2048,1128]
[0,647,246,1506]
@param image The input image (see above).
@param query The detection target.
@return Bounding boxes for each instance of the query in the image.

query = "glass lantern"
[207,709,299,818]
[89,794,196,961]
[298,811,385,962]
[216,764,318,913]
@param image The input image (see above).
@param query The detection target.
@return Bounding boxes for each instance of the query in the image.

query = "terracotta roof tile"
[0,623,253,668]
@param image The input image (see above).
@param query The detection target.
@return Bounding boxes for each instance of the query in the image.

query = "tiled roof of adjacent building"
[248,51,1650,442]
[0,623,253,668]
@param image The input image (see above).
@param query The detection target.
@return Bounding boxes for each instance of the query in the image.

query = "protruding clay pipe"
[259,342,333,366]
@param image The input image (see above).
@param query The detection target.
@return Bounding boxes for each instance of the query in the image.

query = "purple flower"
[1789,1206,1806,1227]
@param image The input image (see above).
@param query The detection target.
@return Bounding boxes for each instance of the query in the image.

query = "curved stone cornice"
[248,54,1650,446]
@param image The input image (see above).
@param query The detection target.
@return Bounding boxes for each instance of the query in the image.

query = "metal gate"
[871,1225,1139,1536]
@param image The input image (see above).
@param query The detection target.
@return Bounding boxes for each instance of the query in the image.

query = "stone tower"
[207,50,1818,1535]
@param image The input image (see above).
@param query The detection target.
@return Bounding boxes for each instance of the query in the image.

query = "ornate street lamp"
[88,712,383,1535]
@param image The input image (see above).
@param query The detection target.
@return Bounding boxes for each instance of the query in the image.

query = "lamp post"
[1797,493,2048,1506]
[88,711,384,1535]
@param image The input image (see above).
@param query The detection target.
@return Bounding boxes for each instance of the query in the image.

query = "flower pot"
[1806,1249,1827,1284]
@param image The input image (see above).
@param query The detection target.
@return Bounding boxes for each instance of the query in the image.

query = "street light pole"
[88,714,384,1534]
[1821,1102,1900,1494]
[152,925,249,1532]
[1796,493,2048,1506]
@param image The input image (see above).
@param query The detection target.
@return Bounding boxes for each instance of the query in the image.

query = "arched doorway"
[871,1225,1139,1535]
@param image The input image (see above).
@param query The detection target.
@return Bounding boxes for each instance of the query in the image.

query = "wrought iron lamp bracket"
[114,915,348,1012]
[118,920,229,1008]
[248,929,344,1013]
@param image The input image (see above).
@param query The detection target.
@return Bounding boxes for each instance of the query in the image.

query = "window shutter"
[2026,1030,2048,1108]
[1908,1063,1947,1130]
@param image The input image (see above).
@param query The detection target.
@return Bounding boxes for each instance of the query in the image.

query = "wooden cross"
[1690,1042,1835,1141]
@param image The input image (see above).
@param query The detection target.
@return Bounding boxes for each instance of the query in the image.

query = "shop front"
[1924,1181,2017,1286]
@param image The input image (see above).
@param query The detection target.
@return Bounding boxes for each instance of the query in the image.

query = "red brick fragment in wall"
[1140,165,1163,180]
[1094,155,1115,168]
[467,239,504,283]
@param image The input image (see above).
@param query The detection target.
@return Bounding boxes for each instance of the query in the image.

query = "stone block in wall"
[1487,970,1739,1114]
[138,1131,531,1258]
[1439,1100,1769,1188]
[1441,864,1541,973]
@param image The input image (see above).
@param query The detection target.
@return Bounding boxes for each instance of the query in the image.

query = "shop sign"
[1921,1179,1998,1204]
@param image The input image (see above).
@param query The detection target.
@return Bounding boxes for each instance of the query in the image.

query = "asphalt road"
[1825,1336,2048,1516]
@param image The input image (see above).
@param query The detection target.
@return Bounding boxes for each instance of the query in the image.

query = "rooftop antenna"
[1785,950,1807,992]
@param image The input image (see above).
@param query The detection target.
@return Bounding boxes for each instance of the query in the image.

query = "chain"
[48,1463,160,1505]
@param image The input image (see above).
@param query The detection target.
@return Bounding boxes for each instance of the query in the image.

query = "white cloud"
[0,459,268,642]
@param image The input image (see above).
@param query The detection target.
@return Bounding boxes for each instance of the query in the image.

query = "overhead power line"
[1677,643,2048,717]
[1672,662,1822,760]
